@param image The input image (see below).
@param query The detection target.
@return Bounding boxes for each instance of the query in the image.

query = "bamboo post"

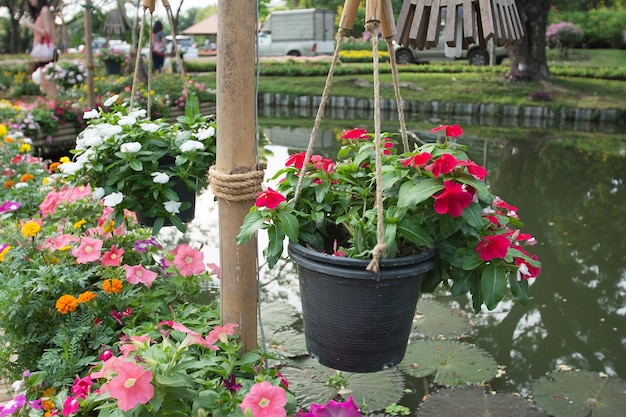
[216,0,258,352]
[83,0,95,109]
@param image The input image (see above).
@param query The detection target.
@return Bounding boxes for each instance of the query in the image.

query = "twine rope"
[365,18,386,273]
[129,7,147,111]
[208,166,265,202]
[385,37,410,152]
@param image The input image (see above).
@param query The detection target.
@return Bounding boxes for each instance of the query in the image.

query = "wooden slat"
[478,0,494,41]
[509,1,525,40]
[410,0,429,49]
[445,4,457,46]
[395,0,415,44]
[340,0,362,30]
[463,0,476,43]
[425,0,441,48]
[476,4,487,48]
[379,0,397,38]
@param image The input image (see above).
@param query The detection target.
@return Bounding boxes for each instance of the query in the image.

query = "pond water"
[163,116,626,412]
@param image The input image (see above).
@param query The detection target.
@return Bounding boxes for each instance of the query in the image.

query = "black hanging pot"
[288,242,436,373]
[104,59,122,75]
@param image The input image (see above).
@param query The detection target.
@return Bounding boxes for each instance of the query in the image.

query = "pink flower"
[71,375,92,399]
[39,189,61,217]
[71,237,103,264]
[123,264,158,287]
[62,396,80,416]
[90,356,123,382]
[430,124,463,138]
[101,245,124,267]
[240,381,287,417]
[107,362,154,412]
[158,320,218,350]
[255,187,286,210]
[432,180,473,217]
[305,397,361,417]
[42,234,80,251]
[476,235,510,261]
[206,323,238,345]
[118,335,150,357]
[425,153,459,178]
[512,247,541,280]
[172,244,205,277]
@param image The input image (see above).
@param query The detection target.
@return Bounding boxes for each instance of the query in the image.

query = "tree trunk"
[508,0,551,80]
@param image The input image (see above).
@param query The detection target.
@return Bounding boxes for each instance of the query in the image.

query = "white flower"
[163,200,182,214]
[92,187,105,200]
[58,161,83,175]
[14,182,28,189]
[120,142,142,153]
[103,192,124,207]
[180,140,205,152]
[141,123,160,133]
[129,109,147,119]
[151,172,170,184]
[99,124,123,138]
[83,109,99,119]
[196,126,215,140]
[118,115,137,126]
[104,95,119,106]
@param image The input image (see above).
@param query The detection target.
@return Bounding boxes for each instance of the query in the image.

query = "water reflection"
[172,123,626,399]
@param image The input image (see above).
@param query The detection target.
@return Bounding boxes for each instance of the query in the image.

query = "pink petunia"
[71,375,92,399]
[172,244,205,277]
[39,189,61,217]
[118,335,150,357]
[71,237,103,264]
[158,320,218,350]
[476,235,510,261]
[432,180,473,217]
[123,264,158,287]
[107,361,154,412]
[307,397,361,417]
[240,381,287,417]
[205,323,239,345]
[62,396,80,416]
[101,245,125,267]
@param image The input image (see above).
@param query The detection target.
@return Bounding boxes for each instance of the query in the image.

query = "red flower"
[383,139,394,155]
[425,153,459,178]
[285,152,306,170]
[514,248,541,280]
[476,235,510,261]
[255,187,286,209]
[432,180,473,217]
[342,128,369,139]
[430,124,463,138]
[402,152,432,168]
[458,160,488,180]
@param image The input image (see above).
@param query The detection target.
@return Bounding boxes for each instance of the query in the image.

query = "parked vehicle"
[394,27,509,66]
[166,35,199,59]
[258,9,335,57]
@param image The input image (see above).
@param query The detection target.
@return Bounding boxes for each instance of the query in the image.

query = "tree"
[508,0,551,81]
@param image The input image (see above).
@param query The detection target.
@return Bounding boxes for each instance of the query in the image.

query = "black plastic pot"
[288,242,436,373]
[103,59,121,75]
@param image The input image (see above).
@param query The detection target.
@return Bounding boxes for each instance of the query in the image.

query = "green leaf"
[480,264,508,310]
[451,269,475,296]
[397,219,434,248]
[461,202,484,229]
[236,210,266,243]
[397,178,443,208]
[412,299,471,339]
[129,159,143,171]
[509,275,529,306]
[276,211,299,242]
[266,226,285,269]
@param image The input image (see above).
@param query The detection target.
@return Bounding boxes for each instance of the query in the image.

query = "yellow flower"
[77,291,96,303]
[0,245,12,262]
[58,245,71,251]
[102,220,115,234]
[73,219,87,229]
[56,294,78,314]
[59,156,70,163]
[21,221,41,238]
[42,177,50,185]
[19,143,31,153]
[0,124,7,137]
[103,279,123,294]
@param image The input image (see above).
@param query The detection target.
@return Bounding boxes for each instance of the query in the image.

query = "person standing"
[22,0,57,96]
[152,20,166,72]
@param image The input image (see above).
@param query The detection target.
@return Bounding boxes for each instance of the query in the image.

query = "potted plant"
[237,125,541,372]
[59,93,216,233]
[97,47,127,75]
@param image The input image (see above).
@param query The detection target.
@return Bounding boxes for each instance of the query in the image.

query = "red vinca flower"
[402,152,432,168]
[342,128,369,140]
[255,187,286,209]
[430,124,463,138]
[458,159,488,180]
[432,180,473,217]
[285,151,306,169]
[425,153,459,178]
[476,235,510,261]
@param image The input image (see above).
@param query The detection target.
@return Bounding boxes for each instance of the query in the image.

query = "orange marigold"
[103,278,123,294]
[20,173,34,182]
[56,294,78,314]
[48,161,61,172]
[3,136,14,143]
[4,180,13,188]
[77,291,96,303]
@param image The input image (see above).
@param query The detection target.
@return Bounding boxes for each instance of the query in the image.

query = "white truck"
[258,9,335,57]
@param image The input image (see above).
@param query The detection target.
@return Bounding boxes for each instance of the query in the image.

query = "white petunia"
[99,125,123,138]
[92,187,105,200]
[83,109,99,119]
[129,109,147,119]
[118,115,137,126]
[103,192,124,207]
[104,95,119,107]
[141,123,160,133]
[151,172,170,184]
[58,161,83,175]
[196,126,215,140]
[179,140,205,152]
[163,201,182,214]
[120,142,142,153]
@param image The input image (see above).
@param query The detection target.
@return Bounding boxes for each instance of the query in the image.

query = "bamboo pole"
[83,0,95,109]
[216,0,258,352]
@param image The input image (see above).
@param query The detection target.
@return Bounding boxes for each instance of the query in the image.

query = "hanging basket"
[104,59,122,75]
[289,242,435,373]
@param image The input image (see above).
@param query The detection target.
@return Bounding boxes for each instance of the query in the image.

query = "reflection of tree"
[461,137,626,392]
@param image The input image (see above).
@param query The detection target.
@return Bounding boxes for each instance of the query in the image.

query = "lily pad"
[280,357,405,412]
[264,329,308,359]
[412,299,471,339]
[418,386,548,417]
[399,340,498,386]
[259,301,300,331]
[532,370,626,417]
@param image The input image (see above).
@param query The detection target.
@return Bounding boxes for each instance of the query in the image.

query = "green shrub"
[550,8,626,48]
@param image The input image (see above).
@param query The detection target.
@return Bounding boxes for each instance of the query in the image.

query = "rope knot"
[208,165,265,202]
[366,242,387,273]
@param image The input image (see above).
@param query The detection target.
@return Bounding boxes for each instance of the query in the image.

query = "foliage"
[549,7,626,48]
[96,47,127,63]
[546,21,584,59]
[43,60,89,92]
[58,93,216,234]
[237,125,541,312]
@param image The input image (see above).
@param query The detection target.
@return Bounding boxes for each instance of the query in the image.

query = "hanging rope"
[293,27,349,202]
[208,166,265,202]
[385,37,410,152]
[130,7,148,110]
